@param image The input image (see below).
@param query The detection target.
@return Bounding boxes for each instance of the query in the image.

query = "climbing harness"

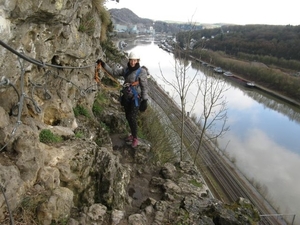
[122,68,141,107]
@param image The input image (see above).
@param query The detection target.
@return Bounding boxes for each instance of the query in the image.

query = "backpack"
[120,68,141,107]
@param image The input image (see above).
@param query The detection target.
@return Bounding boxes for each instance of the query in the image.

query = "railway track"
[148,78,286,225]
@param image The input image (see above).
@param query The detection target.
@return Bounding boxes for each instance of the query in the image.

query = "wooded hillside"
[175,25,300,101]
[184,25,300,61]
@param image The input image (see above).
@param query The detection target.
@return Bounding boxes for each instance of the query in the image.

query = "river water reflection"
[122,36,300,223]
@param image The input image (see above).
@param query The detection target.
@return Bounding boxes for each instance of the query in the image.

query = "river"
[122,35,300,224]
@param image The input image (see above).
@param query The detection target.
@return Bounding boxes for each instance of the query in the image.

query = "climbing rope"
[0,40,99,153]
[94,61,121,87]
[0,184,14,225]
[94,61,102,84]
[0,39,106,225]
[0,58,25,152]
[0,40,93,70]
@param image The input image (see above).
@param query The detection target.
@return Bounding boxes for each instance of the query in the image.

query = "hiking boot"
[125,135,133,142]
[132,138,138,148]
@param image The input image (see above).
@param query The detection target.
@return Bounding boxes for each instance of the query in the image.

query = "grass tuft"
[39,129,63,144]
[73,105,90,118]
[78,12,96,35]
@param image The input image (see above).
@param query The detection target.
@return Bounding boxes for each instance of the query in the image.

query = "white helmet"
[128,51,140,60]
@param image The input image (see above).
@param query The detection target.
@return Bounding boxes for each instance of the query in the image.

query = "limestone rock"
[0,107,9,128]
[36,187,74,225]
[0,164,25,221]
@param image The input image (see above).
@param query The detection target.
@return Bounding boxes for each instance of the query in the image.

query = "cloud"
[220,128,300,221]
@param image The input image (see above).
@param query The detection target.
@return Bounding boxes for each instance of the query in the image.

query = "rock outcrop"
[0,1,260,224]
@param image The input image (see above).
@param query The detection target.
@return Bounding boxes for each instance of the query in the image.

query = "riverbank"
[229,73,300,107]
[248,82,300,107]
[189,55,300,108]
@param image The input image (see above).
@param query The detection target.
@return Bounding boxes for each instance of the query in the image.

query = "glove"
[139,99,148,112]
[96,59,105,67]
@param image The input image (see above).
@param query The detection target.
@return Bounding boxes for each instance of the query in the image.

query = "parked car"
[213,67,223,73]
[223,71,233,76]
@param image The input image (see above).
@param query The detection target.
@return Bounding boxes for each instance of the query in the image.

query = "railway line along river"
[121,35,300,224]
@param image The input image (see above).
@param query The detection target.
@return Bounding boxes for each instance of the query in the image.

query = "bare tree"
[158,17,229,162]
[159,55,200,161]
[194,73,229,163]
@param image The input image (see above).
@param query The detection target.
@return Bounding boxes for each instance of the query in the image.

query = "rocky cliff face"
[0,1,260,224]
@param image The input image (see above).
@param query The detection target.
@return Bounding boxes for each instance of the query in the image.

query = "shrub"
[92,104,103,116]
[39,129,62,144]
[75,131,84,138]
[101,40,124,63]
[91,0,113,42]
[189,179,203,188]
[73,105,90,118]
[100,121,110,132]
[139,108,176,164]
[93,92,109,116]
[78,12,95,35]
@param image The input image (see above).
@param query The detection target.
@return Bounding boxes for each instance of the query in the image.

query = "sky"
[105,0,299,26]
